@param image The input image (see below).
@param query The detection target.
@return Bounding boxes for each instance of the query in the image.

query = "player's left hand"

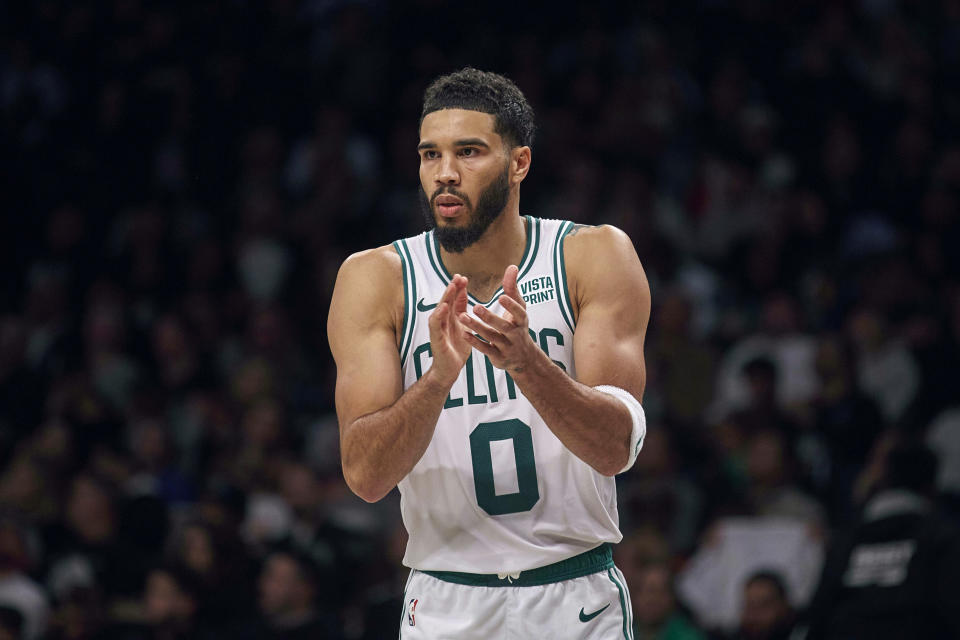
[459,265,539,374]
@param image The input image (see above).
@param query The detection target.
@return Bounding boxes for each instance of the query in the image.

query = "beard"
[419,164,511,253]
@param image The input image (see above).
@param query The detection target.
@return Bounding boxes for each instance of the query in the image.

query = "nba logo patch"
[407,598,418,626]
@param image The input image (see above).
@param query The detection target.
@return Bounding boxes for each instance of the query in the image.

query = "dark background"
[1,1,959,638]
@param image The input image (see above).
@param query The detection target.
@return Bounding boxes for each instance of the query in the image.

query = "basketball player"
[328,68,650,639]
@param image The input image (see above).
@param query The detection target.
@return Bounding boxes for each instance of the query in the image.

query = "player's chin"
[435,206,470,223]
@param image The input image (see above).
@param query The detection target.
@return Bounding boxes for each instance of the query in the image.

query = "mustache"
[430,187,472,208]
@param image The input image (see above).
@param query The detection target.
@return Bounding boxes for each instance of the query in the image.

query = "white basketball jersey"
[393,216,623,574]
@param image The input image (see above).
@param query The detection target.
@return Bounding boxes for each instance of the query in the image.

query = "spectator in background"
[124,416,194,505]
[729,356,800,440]
[711,356,796,510]
[165,519,256,632]
[743,428,825,528]
[43,474,130,600]
[44,585,106,640]
[0,519,48,640]
[846,306,920,427]
[616,530,704,640]
[632,562,704,640]
[711,294,819,422]
[619,428,704,555]
[647,289,717,426]
[803,442,960,639]
[109,565,205,640]
[140,566,202,639]
[810,336,884,516]
[254,548,343,640]
[677,517,822,633]
[730,571,795,640]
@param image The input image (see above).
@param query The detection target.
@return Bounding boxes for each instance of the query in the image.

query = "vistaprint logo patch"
[520,276,555,306]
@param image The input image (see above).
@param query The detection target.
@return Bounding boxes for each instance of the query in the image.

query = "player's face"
[418,109,512,253]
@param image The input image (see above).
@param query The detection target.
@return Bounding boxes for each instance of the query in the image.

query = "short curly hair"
[420,68,536,148]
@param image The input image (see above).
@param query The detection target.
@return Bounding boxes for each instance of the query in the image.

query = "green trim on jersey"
[607,568,633,640]
[422,543,613,587]
[553,221,577,332]
[398,569,413,639]
[394,239,417,367]
[425,216,541,307]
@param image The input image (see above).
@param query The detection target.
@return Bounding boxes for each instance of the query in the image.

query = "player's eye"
[459,148,476,157]
[422,150,439,160]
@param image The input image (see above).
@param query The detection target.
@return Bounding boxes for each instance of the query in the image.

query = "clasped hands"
[428,264,538,382]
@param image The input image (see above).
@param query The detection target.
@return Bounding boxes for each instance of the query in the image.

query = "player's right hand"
[426,274,472,386]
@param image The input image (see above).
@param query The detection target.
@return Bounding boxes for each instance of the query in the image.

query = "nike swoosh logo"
[579,604,610,622]
[417,298,438,312]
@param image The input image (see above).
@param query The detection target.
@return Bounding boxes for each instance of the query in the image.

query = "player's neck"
[439,209,527,301]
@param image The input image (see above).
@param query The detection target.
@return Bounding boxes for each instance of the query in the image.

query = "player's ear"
[510,146,531,185]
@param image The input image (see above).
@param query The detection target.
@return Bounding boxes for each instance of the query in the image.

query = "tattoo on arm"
[567,224,589,237]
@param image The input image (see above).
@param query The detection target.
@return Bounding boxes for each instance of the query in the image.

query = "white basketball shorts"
[398,544,634,640]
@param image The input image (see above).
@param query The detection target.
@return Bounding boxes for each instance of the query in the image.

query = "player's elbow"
[352,486,389,504]
[342,464,391,503]
[595,438,633,477]
[595,459,624,477]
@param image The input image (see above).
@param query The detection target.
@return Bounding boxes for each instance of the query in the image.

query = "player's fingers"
[459,312,504,346]
[428,302,449,339]
[497,295,528,326]
[438,280,458,307]
[430,301,448,325]
[501,265,523,307]
[453,278,469,315]
[463,331,499,357]
[475,304,523,335]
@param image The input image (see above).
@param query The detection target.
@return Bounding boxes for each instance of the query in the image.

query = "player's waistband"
[420,543,614,587]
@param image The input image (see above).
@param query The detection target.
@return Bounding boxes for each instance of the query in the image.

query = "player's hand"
[459,265,538,375]
[427,274,472,386]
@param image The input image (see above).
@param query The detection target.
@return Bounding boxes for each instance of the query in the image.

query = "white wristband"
[594,385,646,474]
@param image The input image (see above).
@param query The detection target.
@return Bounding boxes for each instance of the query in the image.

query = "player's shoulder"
[337,243,403,284]
[562,223,647,310]
[562,223,636,262]
[333,243,407,316]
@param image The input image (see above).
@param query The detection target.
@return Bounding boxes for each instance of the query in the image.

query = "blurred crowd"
[2,0,960,638]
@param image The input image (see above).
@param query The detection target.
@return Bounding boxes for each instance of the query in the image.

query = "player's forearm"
[340,370,452,502]
[509,349,632,476]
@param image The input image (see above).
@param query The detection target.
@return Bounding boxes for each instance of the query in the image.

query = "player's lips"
[435,194,465,217]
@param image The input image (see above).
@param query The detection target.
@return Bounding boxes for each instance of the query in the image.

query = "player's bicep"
[333,327,403,427]
[327,252,404,428]
[569,227,650,398]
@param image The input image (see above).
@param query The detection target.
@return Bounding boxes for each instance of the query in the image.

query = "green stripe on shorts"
[607,568,631,639]
[423,543,613,587]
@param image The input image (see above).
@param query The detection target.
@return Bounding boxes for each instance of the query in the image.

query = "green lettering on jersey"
[465,353,487,405]
[444,392,464,409]
[483,355,499,403]
[538,327,567,372]
[505,372,517,400]
[409,327,565,409]
[413,342,431,380]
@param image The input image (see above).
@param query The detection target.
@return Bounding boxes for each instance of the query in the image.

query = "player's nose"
[436,155,459,184]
